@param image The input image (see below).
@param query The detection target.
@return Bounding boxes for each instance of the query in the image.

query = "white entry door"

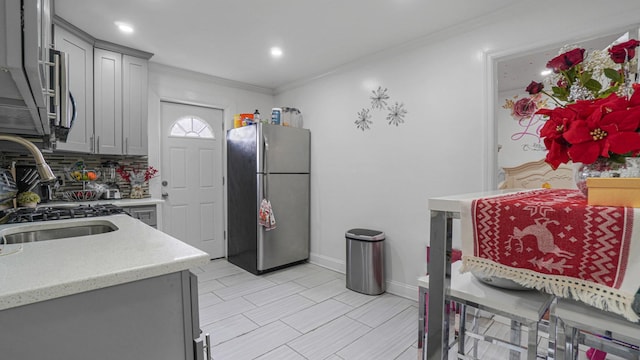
[161,101,224,258]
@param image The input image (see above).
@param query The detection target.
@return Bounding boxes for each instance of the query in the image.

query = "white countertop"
[43,197,164,207]
[428,189,523,212]
[0,214,209,311]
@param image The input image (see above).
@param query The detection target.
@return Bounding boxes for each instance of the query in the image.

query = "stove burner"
[0,204,129,224]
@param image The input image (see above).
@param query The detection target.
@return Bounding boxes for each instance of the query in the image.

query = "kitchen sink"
[2,221,118,244]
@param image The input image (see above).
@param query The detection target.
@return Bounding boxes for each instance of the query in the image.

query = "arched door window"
[169,115,215,139]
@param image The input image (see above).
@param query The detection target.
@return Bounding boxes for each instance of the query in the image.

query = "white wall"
[275,0,640,299]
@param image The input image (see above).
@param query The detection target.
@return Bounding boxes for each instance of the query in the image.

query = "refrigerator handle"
[263,134,269,198]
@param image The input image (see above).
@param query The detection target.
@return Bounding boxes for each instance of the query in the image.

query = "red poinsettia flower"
[629,83,640,107]
[537,107,576,169]
[527,39,640,170]
[562,97,640,164]
[568,93,627,120]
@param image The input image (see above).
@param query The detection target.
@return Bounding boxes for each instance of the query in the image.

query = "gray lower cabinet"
[0,271,205,360]
[124,204,157,228]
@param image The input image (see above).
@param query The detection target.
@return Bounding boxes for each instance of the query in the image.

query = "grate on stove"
[0,204,129,224]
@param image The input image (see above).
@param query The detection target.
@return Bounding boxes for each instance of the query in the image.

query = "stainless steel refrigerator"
[227,123,310,274]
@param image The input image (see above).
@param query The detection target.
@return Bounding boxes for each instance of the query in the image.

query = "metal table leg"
[426,210,454,360]
[418,285,427,359]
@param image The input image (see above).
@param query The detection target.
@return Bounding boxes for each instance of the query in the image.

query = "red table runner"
[460,189,640,322]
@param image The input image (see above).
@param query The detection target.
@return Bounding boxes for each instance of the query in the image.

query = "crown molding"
[53,15,153,60]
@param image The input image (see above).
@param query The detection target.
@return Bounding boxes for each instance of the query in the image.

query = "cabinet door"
[122,55,148,155]
[54,25,94,153]
[126,205,157,228]
[0,271,196,360]
[94,48,123,155]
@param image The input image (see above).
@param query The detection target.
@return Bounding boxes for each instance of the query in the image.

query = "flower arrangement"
[116,165,159,199]
[525,39,640,169]
[116,165,159,184]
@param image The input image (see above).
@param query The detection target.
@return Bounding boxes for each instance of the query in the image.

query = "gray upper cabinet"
[94,48,123,155]
[94,50,149,155]
[53,25,94,153]
[122,55,148,155]
[52,16,152,155]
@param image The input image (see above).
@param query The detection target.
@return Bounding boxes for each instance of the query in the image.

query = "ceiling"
[54,0,521,91]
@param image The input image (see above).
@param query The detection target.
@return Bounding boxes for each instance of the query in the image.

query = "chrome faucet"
[0,135,56,182]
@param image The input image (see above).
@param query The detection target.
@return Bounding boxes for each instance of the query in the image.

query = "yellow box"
[586,177,640,207]
[233,114,242,128]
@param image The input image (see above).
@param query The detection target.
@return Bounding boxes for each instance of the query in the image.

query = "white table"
[419,190,518,360]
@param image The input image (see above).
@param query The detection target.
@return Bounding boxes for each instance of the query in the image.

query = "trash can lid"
[346,228,385,241]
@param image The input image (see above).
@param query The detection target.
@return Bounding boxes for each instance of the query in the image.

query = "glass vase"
[130,181,144,199]
[574,157,640,196]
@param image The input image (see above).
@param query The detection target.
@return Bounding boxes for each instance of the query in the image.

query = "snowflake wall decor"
[356,86,408,131]
[386,102,407,126]
[355,108,373,131]
[370,86,390,110]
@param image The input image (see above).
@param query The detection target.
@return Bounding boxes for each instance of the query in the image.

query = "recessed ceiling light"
[270,47,283,58]
[540,69,552,76]
[115,21,134,34]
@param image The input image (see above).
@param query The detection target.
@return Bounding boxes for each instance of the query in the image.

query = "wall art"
[370,86,390,110]
[355,108,373,131]
[386,102,407,126]
[355,86,408,131]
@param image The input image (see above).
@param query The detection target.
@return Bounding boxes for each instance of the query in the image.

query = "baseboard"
[309,252,418,302]
[309,252,345,274]
[386,280,418,302]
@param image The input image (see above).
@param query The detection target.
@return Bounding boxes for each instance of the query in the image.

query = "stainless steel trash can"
[346,228,385,295]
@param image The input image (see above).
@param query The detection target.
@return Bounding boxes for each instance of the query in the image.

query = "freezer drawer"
[257,173,310,271]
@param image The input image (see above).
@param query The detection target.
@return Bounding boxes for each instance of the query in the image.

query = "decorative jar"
[130,181,144,199]
[574,157,640,196]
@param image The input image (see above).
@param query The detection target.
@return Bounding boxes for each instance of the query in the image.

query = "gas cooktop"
[0,204,129,224]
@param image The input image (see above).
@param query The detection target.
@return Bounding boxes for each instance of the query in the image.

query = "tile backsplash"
[1,152,153,201]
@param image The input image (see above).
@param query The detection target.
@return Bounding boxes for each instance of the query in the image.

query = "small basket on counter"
[59,179,107,202]
[64,161,101,182]
[61,190,102,202]
[65,169,101,182]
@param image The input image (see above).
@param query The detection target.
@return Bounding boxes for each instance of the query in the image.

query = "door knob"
[161,191,169,198]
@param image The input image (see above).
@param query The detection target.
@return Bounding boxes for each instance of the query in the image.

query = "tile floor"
[190,259,623,360]
[191,259,417,360]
